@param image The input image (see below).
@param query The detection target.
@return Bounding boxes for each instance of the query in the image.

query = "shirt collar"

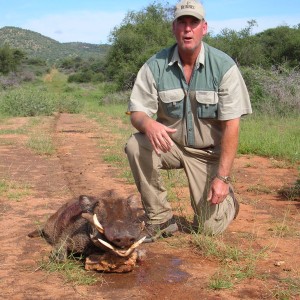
[169,42,205,69]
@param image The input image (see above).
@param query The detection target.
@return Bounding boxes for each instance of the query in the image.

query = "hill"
[0,26,109,63]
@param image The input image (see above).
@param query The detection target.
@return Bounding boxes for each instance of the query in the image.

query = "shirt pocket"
[196,91,219,119]
[159,89,185,119]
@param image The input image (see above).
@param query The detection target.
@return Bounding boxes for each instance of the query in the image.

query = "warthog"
[28,189,146,261]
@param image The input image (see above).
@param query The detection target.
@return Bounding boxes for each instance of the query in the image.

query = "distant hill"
[0,26,110,63]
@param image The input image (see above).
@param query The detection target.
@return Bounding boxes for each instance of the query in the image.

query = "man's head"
[174,0,205,22]
[173,0,207,55]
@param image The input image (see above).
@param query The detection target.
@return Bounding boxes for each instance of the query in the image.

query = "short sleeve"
[217,65,252,120]
[128,64,159,117]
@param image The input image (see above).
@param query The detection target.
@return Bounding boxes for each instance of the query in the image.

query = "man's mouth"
[183,36,193,42]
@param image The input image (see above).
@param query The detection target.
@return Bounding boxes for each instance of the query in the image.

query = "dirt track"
[0,113,299,299]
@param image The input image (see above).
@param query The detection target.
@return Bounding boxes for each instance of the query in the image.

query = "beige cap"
[174,0,205,21]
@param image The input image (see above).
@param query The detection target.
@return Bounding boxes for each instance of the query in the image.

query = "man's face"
[173,16,207,54]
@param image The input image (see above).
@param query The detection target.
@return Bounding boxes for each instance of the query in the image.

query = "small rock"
[283,267,292,272]
[274,261,285,267]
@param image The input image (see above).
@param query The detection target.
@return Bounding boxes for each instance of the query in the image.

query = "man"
[125,0,252,242]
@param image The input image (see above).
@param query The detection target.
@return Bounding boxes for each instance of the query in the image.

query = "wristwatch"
[215,174,231,184]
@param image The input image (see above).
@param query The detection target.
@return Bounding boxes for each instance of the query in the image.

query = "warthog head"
[28,189,145,261]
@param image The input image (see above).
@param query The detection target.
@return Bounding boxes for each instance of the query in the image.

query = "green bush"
[241,66,300,116]
[56,95,84,113]
[0,86,84,116]
[0,87,56,116]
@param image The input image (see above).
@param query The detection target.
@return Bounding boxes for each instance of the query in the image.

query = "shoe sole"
[143,223,179,243]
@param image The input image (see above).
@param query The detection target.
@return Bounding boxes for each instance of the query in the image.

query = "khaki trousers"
[125,132,237,235]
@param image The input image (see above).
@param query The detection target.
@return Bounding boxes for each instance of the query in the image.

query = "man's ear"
[202,20,208,35]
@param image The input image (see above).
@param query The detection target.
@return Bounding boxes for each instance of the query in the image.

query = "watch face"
[216,174,230,183]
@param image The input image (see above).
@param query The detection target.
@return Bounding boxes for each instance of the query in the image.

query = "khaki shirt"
[128,43,252,152]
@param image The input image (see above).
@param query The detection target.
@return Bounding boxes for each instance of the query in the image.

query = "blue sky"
[1,0,299,44]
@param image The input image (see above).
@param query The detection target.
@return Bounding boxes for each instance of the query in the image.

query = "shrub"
[241,66,300,116]
[56,95,84,113]
[0,86,84,116]
[0,87,56,116]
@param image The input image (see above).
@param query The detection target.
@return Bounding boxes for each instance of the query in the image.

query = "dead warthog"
[28,189,145,261]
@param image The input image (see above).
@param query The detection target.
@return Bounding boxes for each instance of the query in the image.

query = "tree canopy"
[105,2,175,89]
[0,44,26,74]
[104,2,300,90]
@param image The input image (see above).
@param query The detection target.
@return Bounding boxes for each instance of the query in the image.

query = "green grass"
[0,179,31,201]
[272,277,300,300]
[85,102,135,183]
[246,183,273,195]
[0,128,26,134]
[239,115,300,163]
[278,179,300,201]
[38,254,100,286]
[209,274,233,290]
[191,233,269,290]
[26,133,55,155]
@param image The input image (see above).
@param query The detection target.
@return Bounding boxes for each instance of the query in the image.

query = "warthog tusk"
[130,235,146,250]
[93,214,104,234]
[97,235,147,257]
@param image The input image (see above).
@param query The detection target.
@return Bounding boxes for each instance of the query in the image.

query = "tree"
[204,20,266,67]
[106,2,175,90]
[257,26,300,68]
[0,44,25,74]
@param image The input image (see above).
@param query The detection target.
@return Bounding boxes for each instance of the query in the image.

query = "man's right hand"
[130,111,177,155]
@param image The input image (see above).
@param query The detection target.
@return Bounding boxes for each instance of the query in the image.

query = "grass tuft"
[38,253,101,286]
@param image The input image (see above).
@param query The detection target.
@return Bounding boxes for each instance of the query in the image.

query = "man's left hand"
[207,177,229,204]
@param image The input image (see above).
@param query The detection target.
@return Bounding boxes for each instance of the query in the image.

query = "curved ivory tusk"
[97,238,131,257]
[115,236,147,257]
[93,214,104,234]
[130,236,146,250]
[97,238,115,251]
[97,235,147,257]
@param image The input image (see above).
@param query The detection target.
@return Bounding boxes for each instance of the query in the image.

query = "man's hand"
[130,111,177,155]
[207,177,230,204]
[144,120,177,154]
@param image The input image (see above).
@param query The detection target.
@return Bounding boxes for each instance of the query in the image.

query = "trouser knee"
[125,134,138,157]
[193,195,236,236]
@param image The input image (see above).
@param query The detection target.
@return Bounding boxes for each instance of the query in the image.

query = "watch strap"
[216,174,231,184]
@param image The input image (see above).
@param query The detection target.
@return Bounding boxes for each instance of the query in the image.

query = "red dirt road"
[0,113,299,299]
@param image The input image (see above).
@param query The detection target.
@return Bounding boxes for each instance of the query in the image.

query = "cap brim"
[174,11,204,21]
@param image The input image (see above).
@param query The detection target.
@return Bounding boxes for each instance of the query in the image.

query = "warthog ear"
[127,194,141,208]
[81,212,93,223]
[79,195,98,213]
[127,194,145,218]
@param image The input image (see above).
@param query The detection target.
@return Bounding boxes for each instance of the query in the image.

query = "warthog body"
[28,190,145,261]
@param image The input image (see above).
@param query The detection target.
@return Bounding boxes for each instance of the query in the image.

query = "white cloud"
[21,10,126,44]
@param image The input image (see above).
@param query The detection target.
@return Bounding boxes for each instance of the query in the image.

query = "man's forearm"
[217,118,240,177]
[130,111,153,133]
